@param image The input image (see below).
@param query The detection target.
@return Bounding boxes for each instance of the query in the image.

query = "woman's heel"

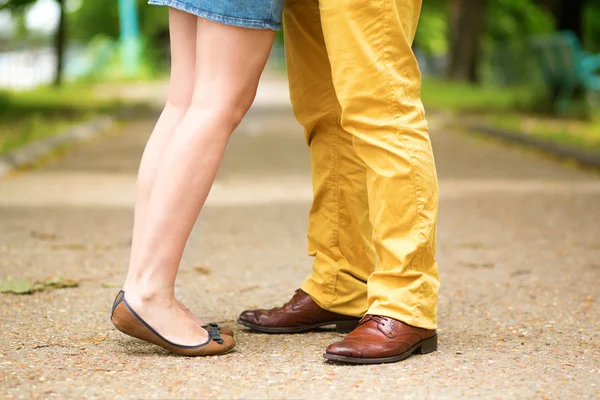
[417,334,438,354]
[335,320,360,334]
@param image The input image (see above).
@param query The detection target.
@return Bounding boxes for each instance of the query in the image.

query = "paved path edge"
[0,115,116,180]
[466,123,600,169]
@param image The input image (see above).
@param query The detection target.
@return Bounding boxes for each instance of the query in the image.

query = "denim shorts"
[148,0,283,30]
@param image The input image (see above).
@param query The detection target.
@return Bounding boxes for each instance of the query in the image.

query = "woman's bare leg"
[123,8,208,325]
[124,17,275,345]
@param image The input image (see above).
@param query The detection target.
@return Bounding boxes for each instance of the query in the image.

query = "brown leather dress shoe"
[237,289,360,333]
[111,291,235,356]
[324,314,437,364]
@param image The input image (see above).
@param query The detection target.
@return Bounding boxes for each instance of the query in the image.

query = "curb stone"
[0,115,115,179]
[467,124,600,169]
[427,108,600,170]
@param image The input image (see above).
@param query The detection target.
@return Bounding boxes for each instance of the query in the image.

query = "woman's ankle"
[123,282,175,305]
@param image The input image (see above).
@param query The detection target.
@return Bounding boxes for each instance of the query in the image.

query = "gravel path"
[1,79,599,399]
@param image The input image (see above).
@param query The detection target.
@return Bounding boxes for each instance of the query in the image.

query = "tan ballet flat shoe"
[110,291,235,356]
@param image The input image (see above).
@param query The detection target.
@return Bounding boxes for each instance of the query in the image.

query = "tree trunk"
[53,0,66,87]
[555,0,584,40]
[446,0,487,83]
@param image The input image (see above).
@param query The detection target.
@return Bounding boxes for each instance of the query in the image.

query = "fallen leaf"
[101,282,121,288]
[81,334,107,345]
[462,262,495,269]
[193,266,211,275]
[0,276,78,295]
[0,278,43,294]
[510,270,531,276]
[95,334,107,343]
[41,276,79,289]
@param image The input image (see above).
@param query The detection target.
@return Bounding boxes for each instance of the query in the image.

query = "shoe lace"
[287,289,304,308]
[364,315,389,325]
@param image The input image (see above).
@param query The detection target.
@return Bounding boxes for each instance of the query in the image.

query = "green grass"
[0,84,126,154]
[486,114,600,152]
[422,79,536,113]
[422,78,600,152]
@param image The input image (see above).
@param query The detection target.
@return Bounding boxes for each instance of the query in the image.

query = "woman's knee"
[191,90,256,131]
[166,70,197,109]
[227,90,257,128]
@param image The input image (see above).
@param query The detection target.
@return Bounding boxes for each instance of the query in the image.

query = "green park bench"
[530,31,600,113]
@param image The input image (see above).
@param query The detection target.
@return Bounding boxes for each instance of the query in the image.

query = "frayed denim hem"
[148,0,282,31]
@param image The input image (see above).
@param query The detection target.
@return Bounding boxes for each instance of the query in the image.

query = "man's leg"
[320,0,439,362]
[237,0,376,332]
[285,0,375,317]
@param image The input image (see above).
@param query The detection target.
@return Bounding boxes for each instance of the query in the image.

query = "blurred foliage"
[583,1,600,51]
[416,0,555,58]
[68,0,120,40]
[69,0,168,79]
[416,0,599,86]
[69,0,168,43]
[0,84,125,153]
[485,0,554,42]
[75,35,167,82]
[422,78,600,151]
[421,78,537,113]
[1,0,598,115]
[415,0,448,55]
[6,0,599,83]
[0,0,37,11]
[2,0,67,85]
[485,112,600,151]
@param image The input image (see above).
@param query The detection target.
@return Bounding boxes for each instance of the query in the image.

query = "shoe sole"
[237,319,359,334]
[323,334,438,364]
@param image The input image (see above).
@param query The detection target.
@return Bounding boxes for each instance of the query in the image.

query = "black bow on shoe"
[202,323,224,344]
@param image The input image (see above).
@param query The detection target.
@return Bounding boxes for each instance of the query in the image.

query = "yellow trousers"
[284,0,439,329]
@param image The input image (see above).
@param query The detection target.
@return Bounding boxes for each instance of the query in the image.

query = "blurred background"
[0,0,599,155]
[1,3,599,398]
[0,0,599,156]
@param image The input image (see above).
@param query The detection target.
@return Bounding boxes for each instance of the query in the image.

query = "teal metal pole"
[118,0,141,76]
